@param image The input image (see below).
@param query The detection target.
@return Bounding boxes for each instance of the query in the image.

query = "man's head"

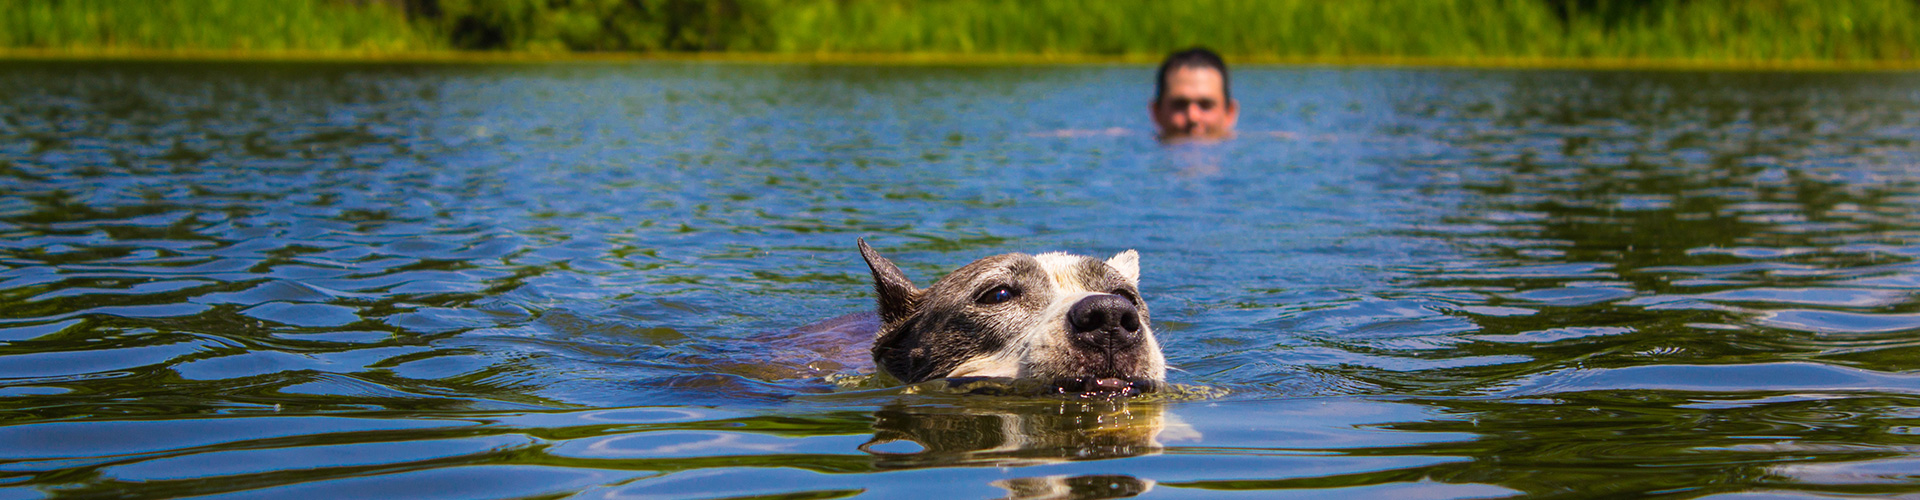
[1151,47,1238,140]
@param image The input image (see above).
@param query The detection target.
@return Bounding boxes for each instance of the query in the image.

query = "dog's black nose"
[1068,294,1143,352]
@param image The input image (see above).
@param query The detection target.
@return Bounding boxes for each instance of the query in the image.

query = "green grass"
[759,0,1920,61]
[1552,0,1920,60]
[6,0,1920,63]
[4,0,432,53]
[761,0,1563,58]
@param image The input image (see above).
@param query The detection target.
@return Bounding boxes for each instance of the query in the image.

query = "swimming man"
[1151,48,1239,141]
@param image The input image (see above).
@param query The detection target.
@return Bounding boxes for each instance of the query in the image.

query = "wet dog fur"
[857,239,1166,396]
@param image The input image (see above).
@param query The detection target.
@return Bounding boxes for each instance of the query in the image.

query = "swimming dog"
[857,239,1167,397]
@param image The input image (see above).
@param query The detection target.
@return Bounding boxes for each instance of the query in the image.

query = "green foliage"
[752,0,1920,61]
[1550,0,1920,60]
[761,0,1566,57]
[420,0,775,51]
[3,0,431,52]
[7,0,1920,61]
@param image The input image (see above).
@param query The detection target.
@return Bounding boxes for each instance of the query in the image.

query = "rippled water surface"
[7,61,1920,498]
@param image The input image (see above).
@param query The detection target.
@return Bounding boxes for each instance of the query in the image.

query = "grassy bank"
[7,0,1920,64]
[764,0,1920,61]
[5,0,429,53]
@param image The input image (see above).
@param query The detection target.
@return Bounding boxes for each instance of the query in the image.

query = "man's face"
[1151,66,1238,140]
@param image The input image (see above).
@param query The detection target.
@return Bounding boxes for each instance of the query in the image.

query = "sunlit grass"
[1554,0,1920,60]
[5,0,1920,64]
[765,0,1561,58]
[4,0,433,53]
[764,0,1920,61]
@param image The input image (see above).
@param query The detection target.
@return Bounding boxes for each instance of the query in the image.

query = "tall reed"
[5,0,431,53]
[7,0,1920,62]
[760,0,1920,61]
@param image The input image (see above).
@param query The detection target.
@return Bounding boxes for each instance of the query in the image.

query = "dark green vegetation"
[8,0,1920,63]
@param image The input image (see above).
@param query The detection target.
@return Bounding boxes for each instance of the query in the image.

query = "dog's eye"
[977,286,1018,305]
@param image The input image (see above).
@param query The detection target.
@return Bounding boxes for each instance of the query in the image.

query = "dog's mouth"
[931,376,1161,398]
[1049,376,1159,398]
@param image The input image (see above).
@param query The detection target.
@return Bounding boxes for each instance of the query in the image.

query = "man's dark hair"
[1154,47,1231,102]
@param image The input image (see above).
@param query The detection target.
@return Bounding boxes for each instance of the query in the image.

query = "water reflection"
[8,60,1920,496]
[861,400,1193,469]
[992,475,1155,500]
[1373,392,1920,496]
[1331,70,1920,400]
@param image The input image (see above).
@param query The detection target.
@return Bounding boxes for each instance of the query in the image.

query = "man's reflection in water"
[1166,144,1225,179]
[858,400,1197,498]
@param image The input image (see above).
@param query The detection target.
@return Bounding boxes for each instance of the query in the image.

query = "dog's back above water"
[855,239,1166,397]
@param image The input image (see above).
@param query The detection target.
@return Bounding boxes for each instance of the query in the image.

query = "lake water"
[4,61,1920,498]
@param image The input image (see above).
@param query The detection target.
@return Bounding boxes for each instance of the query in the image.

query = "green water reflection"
[4,62,1920,497]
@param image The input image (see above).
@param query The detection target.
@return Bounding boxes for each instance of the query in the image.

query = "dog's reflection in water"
[993,475,1155,500]
[859,400,1196,499]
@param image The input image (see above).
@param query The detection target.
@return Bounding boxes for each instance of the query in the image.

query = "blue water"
[5,61,1920,498]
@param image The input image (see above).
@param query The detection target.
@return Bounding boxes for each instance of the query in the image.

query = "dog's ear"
[859,238,921,324]
[1107,250,1140,284]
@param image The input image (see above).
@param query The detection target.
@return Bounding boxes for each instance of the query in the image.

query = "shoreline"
[4,48,1920,72]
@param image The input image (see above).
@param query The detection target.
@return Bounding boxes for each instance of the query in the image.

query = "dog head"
[857,239,1167,396]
